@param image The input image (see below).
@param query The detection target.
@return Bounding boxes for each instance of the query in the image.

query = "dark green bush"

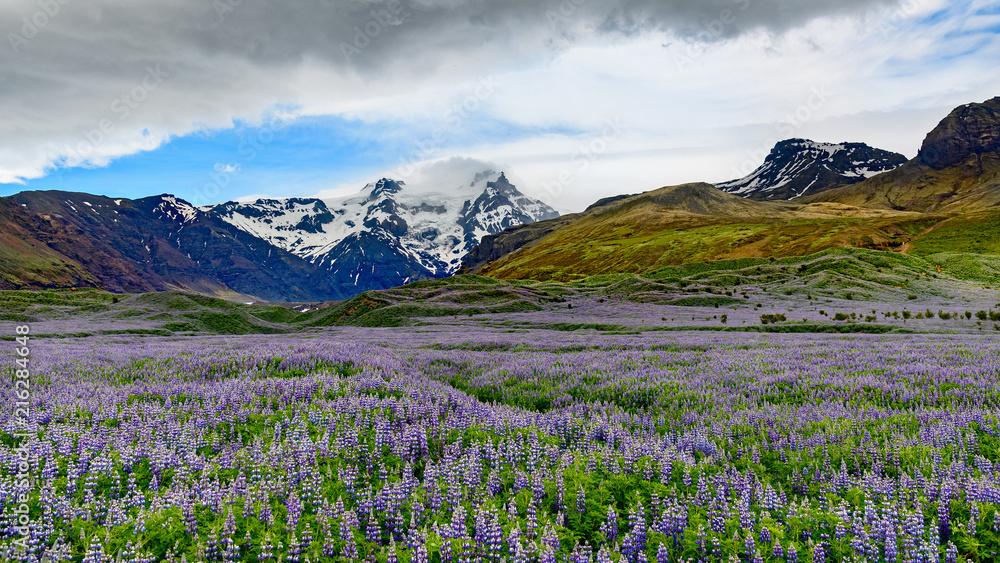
[760,313,787,325]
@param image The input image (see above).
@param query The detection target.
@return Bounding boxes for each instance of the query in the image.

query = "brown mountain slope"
[0,198,120,290]
[1,190,362,300]
[466,182,933,281]
[804,97,1000,212]
[460,182,789,274]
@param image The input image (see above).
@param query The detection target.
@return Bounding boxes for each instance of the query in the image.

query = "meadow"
[3,324,1000,563]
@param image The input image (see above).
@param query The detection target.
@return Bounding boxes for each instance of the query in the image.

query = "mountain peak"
[366,178,404,198]
[916,96,1000,170]
[717,138,906,201]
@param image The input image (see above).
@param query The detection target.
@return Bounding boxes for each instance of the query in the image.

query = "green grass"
[908,211,1000,255]
[924,253,1000,285]
[481,212,941,281]
[303,293,392,326]
[182,311,287,335]
[248,306,307,323]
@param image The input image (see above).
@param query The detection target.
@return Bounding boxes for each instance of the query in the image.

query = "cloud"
[214,163,241,174]
[0,0,909,184]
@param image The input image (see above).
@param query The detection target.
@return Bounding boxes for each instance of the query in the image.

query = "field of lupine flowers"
[4,324,1000,563]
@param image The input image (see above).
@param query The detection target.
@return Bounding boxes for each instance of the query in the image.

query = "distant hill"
[462,182,938,280]
[5,190,331,300]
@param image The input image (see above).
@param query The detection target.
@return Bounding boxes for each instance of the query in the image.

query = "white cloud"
[214,163,241,174]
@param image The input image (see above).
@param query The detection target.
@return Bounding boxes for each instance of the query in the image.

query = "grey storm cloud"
[4,0,903,65]
[0,0,901,183]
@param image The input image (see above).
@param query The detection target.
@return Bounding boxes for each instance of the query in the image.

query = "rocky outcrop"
[917,97,1000,170]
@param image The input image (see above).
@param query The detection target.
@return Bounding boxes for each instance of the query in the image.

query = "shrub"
[833,313,850,321]
[908,294,918,300]
[939,311,952,320]
[720,314,728,324]
[844,293,854,300]
[976,310,988,320]
[760,313,786,325]
[902,311,912,319]
[925,309,935,318]
[991,310,1000,322]
[965,311,973,319]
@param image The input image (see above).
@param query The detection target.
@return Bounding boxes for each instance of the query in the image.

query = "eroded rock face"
[917,97,1000,170]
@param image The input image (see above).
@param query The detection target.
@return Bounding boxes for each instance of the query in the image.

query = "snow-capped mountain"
[717,139,907,200]
[204,171,558,292]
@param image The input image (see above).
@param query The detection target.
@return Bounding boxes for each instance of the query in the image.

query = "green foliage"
[760,313,787,325]
[248,306,307,323]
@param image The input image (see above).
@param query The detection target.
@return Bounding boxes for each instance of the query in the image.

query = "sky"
[0,0,998,213]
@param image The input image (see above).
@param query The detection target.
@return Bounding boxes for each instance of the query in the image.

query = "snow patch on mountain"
[155,195,199,224]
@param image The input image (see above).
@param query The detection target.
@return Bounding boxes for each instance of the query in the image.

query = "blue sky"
[0,108,583,207]
[10,117,402,205]
[1,0,998,211]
